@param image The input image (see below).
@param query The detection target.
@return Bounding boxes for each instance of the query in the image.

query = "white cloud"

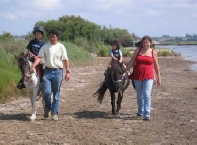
[0,10,27,20]
[31,0,61,11]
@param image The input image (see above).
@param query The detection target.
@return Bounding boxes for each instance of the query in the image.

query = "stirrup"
[17,83,26,89]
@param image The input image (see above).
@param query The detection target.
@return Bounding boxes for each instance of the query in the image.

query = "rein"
[111,72,124,93]
[18,57,38,81]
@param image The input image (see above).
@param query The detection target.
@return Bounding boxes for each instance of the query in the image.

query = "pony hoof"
[112,111,116,115]
[30,114,36,121]
[116,109,120,113]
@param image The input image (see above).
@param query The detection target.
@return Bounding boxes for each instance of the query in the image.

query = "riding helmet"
[110,40,120,49]
[33,26,44,35]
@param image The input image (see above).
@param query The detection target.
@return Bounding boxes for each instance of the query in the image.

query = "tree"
[0,32,14,40]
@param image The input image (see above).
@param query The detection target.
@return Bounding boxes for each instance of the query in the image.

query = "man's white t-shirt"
[38,42,68,69]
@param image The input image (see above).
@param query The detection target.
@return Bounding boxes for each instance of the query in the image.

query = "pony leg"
[110,92,116,115]
[30,89,38,121]
[116,92,123,113]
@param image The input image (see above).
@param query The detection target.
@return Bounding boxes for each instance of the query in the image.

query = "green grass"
[0,48,21,103]
[63,41,94,66]
[155,48,180,56]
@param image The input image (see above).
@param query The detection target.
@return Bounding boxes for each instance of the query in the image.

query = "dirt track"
[0,57,197,144]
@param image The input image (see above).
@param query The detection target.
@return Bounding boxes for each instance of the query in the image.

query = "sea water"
[156,45,197,72]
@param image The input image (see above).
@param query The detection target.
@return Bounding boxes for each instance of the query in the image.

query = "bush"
[61,41,93,65]
[74,37,92,52]
[0,39,28,55]
[155,48,180,57]
[121,47,132,57]
[97,46,110,57]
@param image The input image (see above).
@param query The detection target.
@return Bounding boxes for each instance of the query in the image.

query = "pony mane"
[110,60,123,74]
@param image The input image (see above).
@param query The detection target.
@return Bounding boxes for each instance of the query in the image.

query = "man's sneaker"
[144,117,150,121]
[52,113,58,121]
[131,113,142,120]
[44,107,50,118]
[135,114,143,119]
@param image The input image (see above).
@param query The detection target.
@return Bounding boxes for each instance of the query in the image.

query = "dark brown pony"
[93,60,130,115]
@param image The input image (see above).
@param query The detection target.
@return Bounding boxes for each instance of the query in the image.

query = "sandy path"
[0,57,197,144]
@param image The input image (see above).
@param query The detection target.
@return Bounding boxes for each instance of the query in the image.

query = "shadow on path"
[0,113,29,121]
[73,110,135,120]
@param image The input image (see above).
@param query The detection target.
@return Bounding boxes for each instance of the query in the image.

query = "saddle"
[35,64,44,82]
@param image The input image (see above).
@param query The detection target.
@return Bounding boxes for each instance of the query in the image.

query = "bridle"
[17,56,37,81]
[110,65,124,93]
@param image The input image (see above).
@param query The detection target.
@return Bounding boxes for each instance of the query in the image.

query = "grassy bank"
[0,48,21,103]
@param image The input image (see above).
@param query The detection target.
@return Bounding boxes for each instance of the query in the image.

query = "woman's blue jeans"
[134,79,154,118]
[42,68,63,114]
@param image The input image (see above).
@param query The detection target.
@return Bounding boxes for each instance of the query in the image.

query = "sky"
[0,0,197,37]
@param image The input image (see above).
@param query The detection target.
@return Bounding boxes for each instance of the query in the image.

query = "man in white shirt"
[32,29,70,121]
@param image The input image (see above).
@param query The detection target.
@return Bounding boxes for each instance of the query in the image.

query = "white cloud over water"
[0,0,196,37]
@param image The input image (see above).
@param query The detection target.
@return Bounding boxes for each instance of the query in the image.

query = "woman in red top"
[124,36,161,121]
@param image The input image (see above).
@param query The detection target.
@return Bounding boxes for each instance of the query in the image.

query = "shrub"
[121,47,132,57]
[155,48,180,57]
[97,46,110,57]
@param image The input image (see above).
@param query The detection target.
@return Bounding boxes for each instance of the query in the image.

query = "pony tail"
[92,81,107,103]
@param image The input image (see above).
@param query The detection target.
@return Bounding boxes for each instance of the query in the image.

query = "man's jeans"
[134,79,154,118]
[42,68,63,114]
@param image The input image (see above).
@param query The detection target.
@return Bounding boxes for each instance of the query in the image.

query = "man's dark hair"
[48,29,59,37]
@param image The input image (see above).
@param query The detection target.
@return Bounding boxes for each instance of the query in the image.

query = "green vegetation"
[62,41,93,65]
[125,47,180,57]
[97,46,132,57]
[0,48,21,103]
[97,46,110,57]
[158,41,197,45]
[155,48,180,56]
[33,15,136,49]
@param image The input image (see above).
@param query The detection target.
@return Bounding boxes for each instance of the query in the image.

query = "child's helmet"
[110,40,120,49]
[33,26,44,35]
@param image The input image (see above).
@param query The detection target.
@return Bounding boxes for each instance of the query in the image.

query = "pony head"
[15,52,32,80]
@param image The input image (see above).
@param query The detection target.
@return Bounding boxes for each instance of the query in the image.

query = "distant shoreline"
[156,44,197,46]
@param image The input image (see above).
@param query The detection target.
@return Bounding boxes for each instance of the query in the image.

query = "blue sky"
[0,0,196,37]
